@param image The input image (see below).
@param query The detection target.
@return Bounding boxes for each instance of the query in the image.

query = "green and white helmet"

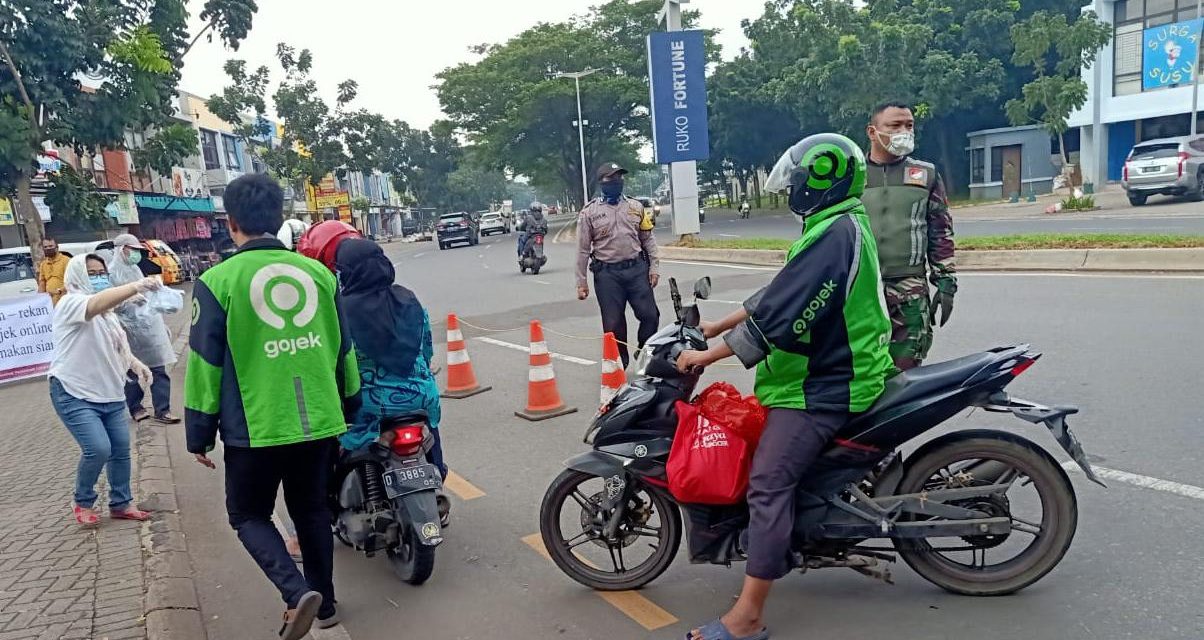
[765,133,867,218]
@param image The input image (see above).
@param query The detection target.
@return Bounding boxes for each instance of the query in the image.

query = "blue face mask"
[600,179,624,204]
[89,274,111,292]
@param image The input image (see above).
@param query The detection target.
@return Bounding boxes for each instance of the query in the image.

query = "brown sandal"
[278,591,322,640]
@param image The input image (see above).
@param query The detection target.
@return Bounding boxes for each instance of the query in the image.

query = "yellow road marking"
[444,471,486,501]
[520,533,679,631]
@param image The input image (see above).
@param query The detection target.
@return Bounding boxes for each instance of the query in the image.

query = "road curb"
[660,246,1204,272]
[139,283,208,640]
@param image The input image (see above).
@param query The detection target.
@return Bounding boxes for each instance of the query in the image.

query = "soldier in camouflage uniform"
[861,102,956,371]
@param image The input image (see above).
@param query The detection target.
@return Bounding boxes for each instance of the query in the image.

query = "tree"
[175,0,259,62]
[446,164,507,212]
[436,0,712,207]
[208,44,369,206]
[1006,11,1112,173]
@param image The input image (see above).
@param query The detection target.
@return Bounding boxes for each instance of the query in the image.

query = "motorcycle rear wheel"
[539,469,681,591]
[388,526,436,586]
[894,432,1077,596]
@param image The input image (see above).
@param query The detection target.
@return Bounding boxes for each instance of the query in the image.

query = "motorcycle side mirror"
[693,277,711,301]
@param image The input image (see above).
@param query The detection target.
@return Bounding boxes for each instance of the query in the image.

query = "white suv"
[1122,136,1204,206]
[479,212,510,236]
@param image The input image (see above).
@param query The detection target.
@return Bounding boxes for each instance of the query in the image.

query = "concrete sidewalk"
[0,287,198,640]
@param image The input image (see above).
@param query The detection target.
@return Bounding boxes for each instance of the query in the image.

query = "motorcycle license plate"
[382,463,441,499]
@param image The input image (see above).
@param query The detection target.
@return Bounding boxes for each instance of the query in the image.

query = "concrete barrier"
[661,246,1204,272]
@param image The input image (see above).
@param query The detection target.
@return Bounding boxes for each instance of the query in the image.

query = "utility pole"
[1193,0,1202,135]
[553,68,598,208]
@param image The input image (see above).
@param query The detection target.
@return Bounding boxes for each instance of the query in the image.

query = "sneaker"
[155,412,182,424]
[316,609,342,629]
[131,409,150,422]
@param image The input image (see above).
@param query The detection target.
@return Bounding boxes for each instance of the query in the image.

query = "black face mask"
[43,247,57,257]
[600,179,624,204]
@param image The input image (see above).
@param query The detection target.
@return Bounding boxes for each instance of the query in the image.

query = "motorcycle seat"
[864,351,1000,414]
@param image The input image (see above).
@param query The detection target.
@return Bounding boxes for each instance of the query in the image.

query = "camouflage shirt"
[862,156,956,291]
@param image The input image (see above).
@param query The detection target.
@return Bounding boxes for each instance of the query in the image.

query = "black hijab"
[335,238,426,378]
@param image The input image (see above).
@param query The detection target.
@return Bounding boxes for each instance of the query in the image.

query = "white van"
[0,241,104,300]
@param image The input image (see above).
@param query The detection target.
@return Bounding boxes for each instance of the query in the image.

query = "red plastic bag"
[697,382,768,447]
[667,400,752,505]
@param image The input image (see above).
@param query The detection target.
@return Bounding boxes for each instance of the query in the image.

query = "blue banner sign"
[647,30,710,164]
[1143,18,1204,90]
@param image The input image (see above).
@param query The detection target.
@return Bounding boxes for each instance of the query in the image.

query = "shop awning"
[134,194,215,214]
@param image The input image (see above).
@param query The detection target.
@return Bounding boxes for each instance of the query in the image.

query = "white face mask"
[876,129,915,157]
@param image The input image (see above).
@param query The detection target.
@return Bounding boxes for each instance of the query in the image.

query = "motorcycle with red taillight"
[330,412,443,584]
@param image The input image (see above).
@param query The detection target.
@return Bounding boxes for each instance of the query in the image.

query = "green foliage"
[131,123,200,176]
[107,26,173,74]
[198,0,258,51]
[436,0,711,207]
[350,196,371,213]
[446,164,507,212]
[44,165,113,229]
[1060,194,1096,211]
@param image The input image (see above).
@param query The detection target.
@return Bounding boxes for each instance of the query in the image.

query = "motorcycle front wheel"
[539,469,681,591]
[894,432,1078,596]
[388,526,436,586]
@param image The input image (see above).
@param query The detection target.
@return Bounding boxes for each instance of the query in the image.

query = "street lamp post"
[553,68,598,209]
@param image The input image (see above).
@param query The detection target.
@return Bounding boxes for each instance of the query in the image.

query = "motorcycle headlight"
[632,346,653,379]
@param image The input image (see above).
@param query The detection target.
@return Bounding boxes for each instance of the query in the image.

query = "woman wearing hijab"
[106,234,179,423]
[333,239,448,496]
[50,254,162,526]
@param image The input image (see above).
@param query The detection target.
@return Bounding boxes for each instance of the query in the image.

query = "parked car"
[0,241,103,300]
[1122,135,1204,205]
[436,212,480,250]
[480,211,510,236]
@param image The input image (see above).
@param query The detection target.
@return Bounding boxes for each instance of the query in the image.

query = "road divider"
[520,534,678,631]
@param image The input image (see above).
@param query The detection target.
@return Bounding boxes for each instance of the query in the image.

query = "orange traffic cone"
[441,314,492,399]
[515,321,577,421]
[600,332,626,407]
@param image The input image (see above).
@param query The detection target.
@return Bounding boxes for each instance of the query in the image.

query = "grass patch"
[676,234,1204,252]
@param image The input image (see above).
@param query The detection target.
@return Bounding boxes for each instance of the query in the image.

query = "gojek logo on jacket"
[249,264,322,359]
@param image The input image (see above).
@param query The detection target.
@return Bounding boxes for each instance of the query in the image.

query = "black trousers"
[745,408,849,581]
[592,260,660,368]
[125,366,171,416]
[224,438,338,618]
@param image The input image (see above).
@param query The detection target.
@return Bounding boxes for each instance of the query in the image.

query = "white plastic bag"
[147,286,184,315]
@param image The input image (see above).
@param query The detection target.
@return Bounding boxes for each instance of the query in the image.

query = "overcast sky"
[178,0,769,129]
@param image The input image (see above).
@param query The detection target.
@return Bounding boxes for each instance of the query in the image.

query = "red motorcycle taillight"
[388,425,425,456]
[535,235,544,245]
[1011,359,1037,377]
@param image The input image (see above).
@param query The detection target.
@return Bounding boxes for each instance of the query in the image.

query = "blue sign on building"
[1142,18,1204,91]
[647,30,709,164]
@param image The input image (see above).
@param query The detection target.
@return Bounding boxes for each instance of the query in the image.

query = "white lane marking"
[700,299,745,305]
[1062,461,1204,501]
[662,259,778,272]
[485,244,493,251]
[475,336,597,366]
[311,623,353,640]
[717,233,741,238]
[413,252,426,259]
[534,279,552,285]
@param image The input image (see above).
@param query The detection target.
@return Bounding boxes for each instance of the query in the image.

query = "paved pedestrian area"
[0,380,146,640]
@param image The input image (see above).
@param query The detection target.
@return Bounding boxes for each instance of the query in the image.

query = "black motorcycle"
[539,277,1103,596]
[332,412,444,585]
[519,231,547,275]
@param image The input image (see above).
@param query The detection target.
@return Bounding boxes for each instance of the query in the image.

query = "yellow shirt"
[37,253,70,305]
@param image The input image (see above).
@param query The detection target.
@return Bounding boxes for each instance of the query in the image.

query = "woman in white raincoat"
[107,234,180,423]
[50,253,161,526]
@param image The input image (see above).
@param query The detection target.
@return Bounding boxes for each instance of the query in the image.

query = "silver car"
[1122,135,1204,205]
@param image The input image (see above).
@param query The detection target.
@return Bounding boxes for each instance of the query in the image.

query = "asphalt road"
[658,198,1204,241]
[167,231,1204,640]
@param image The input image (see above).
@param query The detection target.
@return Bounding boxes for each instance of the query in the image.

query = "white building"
[1072,0,1204,186]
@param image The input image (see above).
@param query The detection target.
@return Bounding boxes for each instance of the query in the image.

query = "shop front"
[134,194,228,279]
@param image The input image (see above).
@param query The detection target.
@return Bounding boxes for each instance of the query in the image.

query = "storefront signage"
[171,167,210,198]
[1143,18,1204,90]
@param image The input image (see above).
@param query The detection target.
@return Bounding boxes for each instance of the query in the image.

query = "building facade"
[1071,0,1204,185]
[965,125,1064,200]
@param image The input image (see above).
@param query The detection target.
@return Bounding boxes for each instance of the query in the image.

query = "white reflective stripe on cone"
[529,364,556,382]
[447,329,464,342]
[600,386,618,406]
[530,341,549,356]
[601,358,622,374]
[447,349,471,365]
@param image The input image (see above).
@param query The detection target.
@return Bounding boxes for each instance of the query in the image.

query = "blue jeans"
[517,232,530,256]
[49,377,134,510]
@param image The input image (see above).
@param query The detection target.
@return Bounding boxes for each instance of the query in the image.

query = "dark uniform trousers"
[590,256,660,368]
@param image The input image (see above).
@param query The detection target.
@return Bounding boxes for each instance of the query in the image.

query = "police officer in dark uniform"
[575,162,660,368]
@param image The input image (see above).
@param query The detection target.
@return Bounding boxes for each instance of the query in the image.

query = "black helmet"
[765,133,867,217]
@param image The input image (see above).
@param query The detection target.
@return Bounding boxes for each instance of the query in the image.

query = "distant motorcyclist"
[739,199,751,218]
[517,202,548,257]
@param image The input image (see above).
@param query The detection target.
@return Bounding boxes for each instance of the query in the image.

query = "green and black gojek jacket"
[185,238,361,453]
[724,200,894,413]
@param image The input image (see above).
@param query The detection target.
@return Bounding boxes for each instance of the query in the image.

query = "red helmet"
[297,220,361,271]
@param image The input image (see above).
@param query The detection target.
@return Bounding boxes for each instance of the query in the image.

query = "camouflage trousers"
[883,276,932,371]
